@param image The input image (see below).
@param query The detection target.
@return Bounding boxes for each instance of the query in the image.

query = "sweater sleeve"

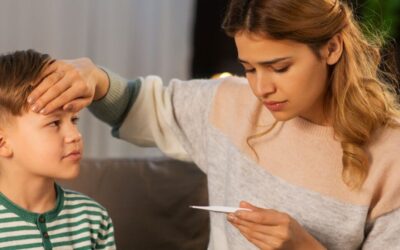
[362,207,400,249]
[88,69,220,165]
[117,75,220,168]
[361,126,400,249]
[88,69,141,130]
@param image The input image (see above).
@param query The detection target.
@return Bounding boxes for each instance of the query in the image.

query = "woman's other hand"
[228,201,326,250]
[28,58,109,114]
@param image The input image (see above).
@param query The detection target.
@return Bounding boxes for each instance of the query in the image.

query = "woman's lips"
[263,101,287,112]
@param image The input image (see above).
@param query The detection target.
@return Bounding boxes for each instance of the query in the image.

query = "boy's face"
[3,109,83,180]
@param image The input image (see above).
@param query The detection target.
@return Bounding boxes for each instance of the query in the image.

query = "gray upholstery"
[58,158,210,250]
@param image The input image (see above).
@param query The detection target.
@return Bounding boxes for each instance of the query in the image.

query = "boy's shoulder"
[60,187,109,213]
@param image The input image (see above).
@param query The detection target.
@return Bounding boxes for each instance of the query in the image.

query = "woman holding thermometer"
[28,0,400,249]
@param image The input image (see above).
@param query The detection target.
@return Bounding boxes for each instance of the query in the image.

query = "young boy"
[0,50,116,249]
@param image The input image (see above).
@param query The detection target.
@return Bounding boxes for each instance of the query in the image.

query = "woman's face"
[235,32,331,125]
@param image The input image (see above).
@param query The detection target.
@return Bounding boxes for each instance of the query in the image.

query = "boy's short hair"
[0,50,51,118]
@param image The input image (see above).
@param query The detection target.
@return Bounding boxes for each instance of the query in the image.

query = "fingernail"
[31,105,38,112]
[40,109,46,114]
[240,201,249,206]
[27,97,33,103]
[227,214,236,221]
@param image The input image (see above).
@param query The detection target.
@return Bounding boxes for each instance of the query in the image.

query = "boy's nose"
[65,131,82,144]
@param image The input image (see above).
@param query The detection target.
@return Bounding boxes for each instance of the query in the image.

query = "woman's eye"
[273,66,290,73]
[244,68,256,74]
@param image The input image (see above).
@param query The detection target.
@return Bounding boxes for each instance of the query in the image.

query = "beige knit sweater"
[89,70,400,250]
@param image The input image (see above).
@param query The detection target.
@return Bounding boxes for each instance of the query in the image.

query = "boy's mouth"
[62,150,82,161]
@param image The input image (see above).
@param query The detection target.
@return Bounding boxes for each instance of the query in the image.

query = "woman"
[28,0,400,249]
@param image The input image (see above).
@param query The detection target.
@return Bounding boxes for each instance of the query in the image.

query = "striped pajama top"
[0,184,115,250]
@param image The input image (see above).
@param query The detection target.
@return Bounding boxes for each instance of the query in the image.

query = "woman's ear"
[0,131,13,158]
[322,34,343,65]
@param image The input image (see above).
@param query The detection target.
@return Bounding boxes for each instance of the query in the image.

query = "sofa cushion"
[58,158,209,250]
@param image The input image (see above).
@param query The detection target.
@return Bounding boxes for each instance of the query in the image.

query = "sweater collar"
[286,116,335,138]
[0,183,64,224]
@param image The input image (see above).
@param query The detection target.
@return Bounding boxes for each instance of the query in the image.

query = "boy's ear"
[0,130,13,158]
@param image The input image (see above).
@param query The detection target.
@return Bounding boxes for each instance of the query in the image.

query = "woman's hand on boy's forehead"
[28,58,97,115]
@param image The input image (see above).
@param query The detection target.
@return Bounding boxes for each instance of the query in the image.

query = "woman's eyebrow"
[238,57,291,66]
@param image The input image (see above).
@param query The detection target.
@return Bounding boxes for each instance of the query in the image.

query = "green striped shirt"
[0,184,116,250]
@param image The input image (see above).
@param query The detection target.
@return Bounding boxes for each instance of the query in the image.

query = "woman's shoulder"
[212,75,259,109]
[367,120,400,169]
[213,75,274,119]
[166,75,265,123]
[365,120,400,220]
[369,120,400,151]
[218,75,254,96]
[208,76,275,139]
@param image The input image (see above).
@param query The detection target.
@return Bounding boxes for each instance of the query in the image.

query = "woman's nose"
[254,72,276,98]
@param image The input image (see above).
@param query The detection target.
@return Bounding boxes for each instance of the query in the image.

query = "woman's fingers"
[33,74,72,113]
[29,71,65,108]
[40,82,91,114]
[237,222,287,243]
[230,202,323,249]
[28,58,98,114]
[39,59,58,78]
[29,60,68,103]
[236,202,290,226]
[63,99,91,113]
[229,214,282,237]
[235,223,280,250]
[237,210,285,225]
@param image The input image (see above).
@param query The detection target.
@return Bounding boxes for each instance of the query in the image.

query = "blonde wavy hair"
[222,0,400,189]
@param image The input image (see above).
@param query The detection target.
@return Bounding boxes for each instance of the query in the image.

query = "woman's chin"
[270,112,296,122]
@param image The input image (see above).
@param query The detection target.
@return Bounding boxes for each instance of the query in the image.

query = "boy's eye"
[49,120,60,127]
[71,117,80,124]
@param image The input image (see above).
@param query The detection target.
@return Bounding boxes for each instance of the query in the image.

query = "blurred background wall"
[0,0,398,158]
[191,0,400,78]
[0,0,195,158]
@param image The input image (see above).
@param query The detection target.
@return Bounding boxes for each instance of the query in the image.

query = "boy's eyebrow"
[42,111,63,119]
[238,57,291,66]
[41,110,77,120]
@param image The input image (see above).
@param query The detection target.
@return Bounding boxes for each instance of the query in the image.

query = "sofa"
[58,158,210,250]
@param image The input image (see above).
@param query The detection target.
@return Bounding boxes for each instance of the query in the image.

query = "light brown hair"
[222,0,400,189]
[0,50,51,120]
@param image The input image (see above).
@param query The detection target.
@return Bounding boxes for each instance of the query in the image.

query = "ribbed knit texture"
[89,70,400,250]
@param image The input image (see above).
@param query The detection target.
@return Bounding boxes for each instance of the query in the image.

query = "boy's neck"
[0,175,57,214]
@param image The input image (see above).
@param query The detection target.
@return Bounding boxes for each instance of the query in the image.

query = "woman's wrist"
[93,67,110,101]
[300,234,326,250]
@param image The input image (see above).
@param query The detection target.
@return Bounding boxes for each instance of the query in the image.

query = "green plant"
[361,0,400,40]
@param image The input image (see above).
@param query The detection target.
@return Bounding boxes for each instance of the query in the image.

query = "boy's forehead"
[44,109,77,116]
[26,108,79,120]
